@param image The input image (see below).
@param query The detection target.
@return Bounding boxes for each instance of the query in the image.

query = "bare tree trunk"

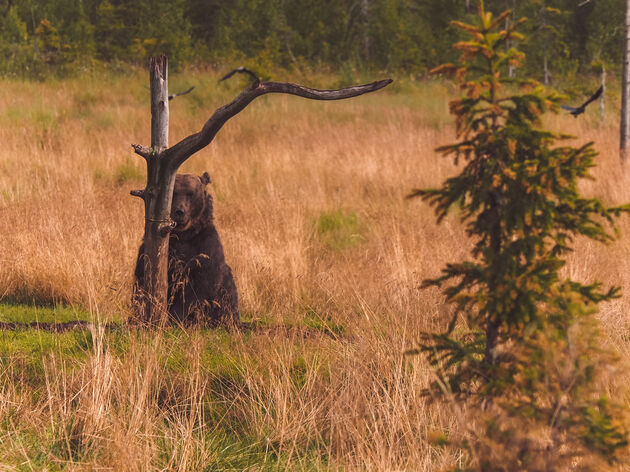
[539,3,552,86]
[131,59,392,324]
[30,6,38,58]
[134,56,177,324]
[621,0,630,163]
[506,0,516,78]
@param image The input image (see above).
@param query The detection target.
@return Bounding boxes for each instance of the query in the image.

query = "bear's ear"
[200,172,211,186]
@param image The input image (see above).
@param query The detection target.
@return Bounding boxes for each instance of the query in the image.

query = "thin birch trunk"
[543,47,551,85]
[600,64,605,122]
[621,0,630,163]
[507,0,516,78]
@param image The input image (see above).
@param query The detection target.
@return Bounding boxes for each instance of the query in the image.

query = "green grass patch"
[114,159,144,184]
[302,308,345,337]
[314,208,366,250]
[73,90,100,110]
[0,329,93,394]
[2,105,59,131]
[0,302,91,324]
[197,434,331,471]
[32,109,59,132]
[0,302,336,470]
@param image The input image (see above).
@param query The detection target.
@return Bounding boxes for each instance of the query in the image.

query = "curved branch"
[164,79,392,170]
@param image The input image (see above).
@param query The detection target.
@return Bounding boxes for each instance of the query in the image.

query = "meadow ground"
[0,68,629,470]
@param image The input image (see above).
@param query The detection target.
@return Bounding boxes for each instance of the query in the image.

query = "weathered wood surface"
[134,56,176,324]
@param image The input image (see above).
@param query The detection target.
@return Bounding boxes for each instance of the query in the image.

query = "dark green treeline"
[0,0,625,80]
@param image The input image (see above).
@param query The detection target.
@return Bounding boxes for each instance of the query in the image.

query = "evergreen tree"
[94,0,131,61]
[35,19,61,64]
[410,2,629,468]
[0,4,32,78]
[0,0,625,79]
[129,0,192,67]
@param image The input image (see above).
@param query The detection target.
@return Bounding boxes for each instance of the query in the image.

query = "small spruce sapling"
[410,1,629,468]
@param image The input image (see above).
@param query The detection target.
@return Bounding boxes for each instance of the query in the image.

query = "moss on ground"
[0,303,337,470]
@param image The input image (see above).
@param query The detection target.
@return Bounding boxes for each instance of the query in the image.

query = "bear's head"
[171,172,212,233]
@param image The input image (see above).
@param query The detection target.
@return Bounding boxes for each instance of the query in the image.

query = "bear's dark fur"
[133,172,239,326]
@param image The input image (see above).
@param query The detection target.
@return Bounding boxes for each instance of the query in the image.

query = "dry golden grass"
[0,70,629,469]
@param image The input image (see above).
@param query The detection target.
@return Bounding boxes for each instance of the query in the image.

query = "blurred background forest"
[0,0,625,83]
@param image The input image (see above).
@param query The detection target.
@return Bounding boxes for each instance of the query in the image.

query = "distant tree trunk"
[621,0,630,163]
[506,0,516,78]
[131,57,392,324]
[543,47,551,85]
[600,64,606,122]
[361,0,369,62]
[30,6,38,57]
[538,3,552,85]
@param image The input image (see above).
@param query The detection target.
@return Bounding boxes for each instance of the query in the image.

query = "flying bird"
[168,86,195,101]
[219,66,260,84]
[561,85,603,117]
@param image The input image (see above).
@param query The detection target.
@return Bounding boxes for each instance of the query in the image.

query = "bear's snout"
[171,204,189,228]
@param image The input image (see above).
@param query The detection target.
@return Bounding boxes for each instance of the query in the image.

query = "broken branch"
[168,86,195,101]
[132,144,151,159]
[130,189,145,199]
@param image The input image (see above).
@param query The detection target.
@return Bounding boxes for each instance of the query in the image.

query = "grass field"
[0,68,629,470]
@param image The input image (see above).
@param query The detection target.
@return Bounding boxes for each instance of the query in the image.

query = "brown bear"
[133,172,239,326]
